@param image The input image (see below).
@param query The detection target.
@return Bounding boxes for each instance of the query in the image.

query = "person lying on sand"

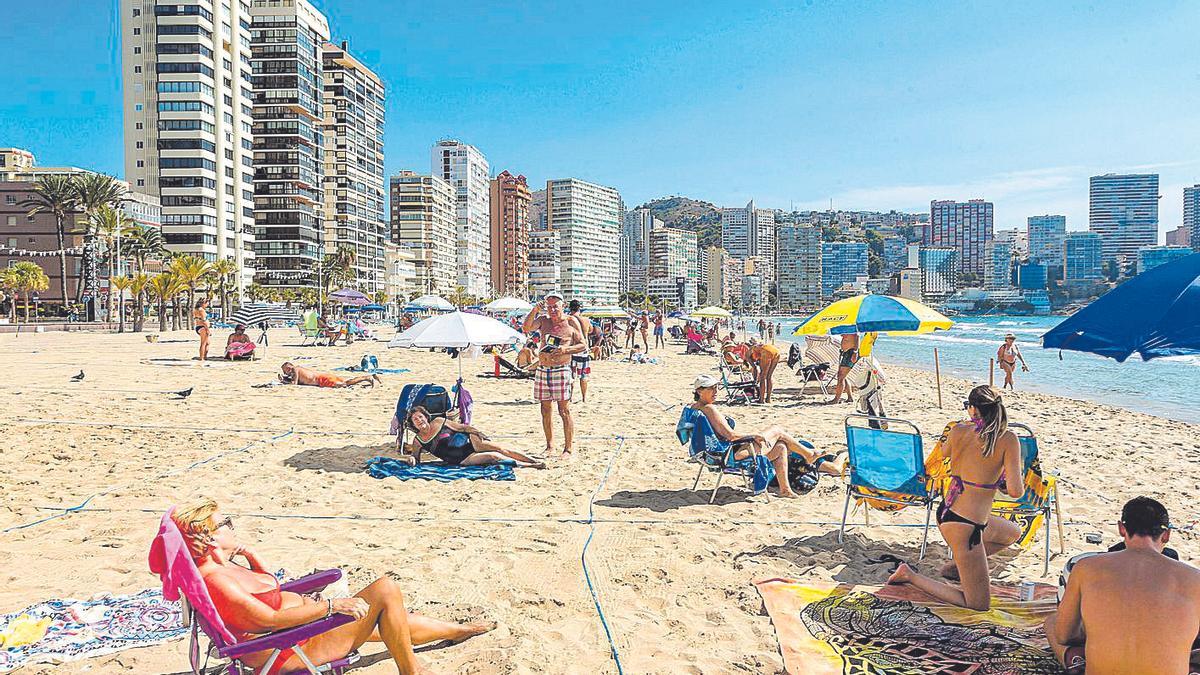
[887,385,1024,610]
[689,373,845,499]
[400,406,546,469]
[1043,497,1200,675]
[172,498,493,675]
[279,361,379,388]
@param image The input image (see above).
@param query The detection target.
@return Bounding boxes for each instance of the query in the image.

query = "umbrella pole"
[989,358,994,387]
[934,347,943,409]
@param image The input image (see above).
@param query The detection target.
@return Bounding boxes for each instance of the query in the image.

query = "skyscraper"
[488,171,531,297]
[983,241,1013,290]
[647,227,698,309]
[1063,232,1103,281]
[389,171,455,295]
[704,246,727,306]
[1185,185,1200,251]
[1026,215,1066,267]
[322,40,385,294]
[918,247,958,301]
[926,199,993,277]
[545,178,621,304]
[1088,173,1159,264]
[433,140,491,296]
[721,200,775,289]
[820,241,868,300]
[527,229,560,298]
[775,224,821,310]
[621,207,660,295]
[121,0,257,288]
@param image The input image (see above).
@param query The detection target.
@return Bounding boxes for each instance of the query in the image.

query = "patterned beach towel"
[754,579,1058,675]
[0,588,184,672]
[365,456,515,482]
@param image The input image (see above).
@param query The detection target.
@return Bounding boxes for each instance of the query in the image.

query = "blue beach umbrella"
[1042,252,1200,362]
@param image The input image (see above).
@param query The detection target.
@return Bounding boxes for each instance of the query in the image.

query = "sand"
[1,326,1198,674]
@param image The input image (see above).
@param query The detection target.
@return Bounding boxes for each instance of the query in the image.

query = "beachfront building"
[994,228,1027,257]
[383,242,418,302]
[1136,245,1192,275]
[121,0,258,288]
[488,171,531,297]
[647,227,698,310]
[1089,173,1159,265]
[703,246,727,306]
[1165,225,1191,247]
[321,41,386,294]
[881,234,908,274]
[1185,185,1200,250]
[527,229,560,298]
[1026,215,1066,268]
[433,140,491,296]
[740,273,764,312]
[926,199,993,277]
[983,240,1013,290]
[1016,262,1047,291]
[0,148,36,180]
[721,200,775,291]
[897,267,923,301]
[621,207,660,295]
[1063,231,1104,281]
[775,223,822,310]
[389,171,455,295]
[820,241,867,301]
[918,246,958,302]
[545,178,621,305]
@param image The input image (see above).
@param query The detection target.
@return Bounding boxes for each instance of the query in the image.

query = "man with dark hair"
[1044,496,1200,674]
[564,299,594,402]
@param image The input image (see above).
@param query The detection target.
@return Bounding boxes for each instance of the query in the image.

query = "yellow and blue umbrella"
[792,294,953,336]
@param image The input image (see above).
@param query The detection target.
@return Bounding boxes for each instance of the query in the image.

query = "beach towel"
[0,589,185,673]
[334,366,410,374]
[365,456,515,482]
[754,578,1059,675]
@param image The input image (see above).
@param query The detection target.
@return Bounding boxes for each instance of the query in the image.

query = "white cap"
[545,291,564,301]
[692,373,719,390]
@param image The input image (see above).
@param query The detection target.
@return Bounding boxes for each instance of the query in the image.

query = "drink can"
[1019,580,1036,602]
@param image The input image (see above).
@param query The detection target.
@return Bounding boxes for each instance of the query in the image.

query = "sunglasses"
[215,516,234,531]
[962,400,972,410]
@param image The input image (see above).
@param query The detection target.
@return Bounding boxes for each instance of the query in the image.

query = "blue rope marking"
[3,429,295,533]
[582,435,626,674]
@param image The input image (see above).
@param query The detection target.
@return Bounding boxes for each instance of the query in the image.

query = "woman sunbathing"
[172,498,493,675]
[400,406,546,469]
[689,374,845,498]
[887,385,1024,610]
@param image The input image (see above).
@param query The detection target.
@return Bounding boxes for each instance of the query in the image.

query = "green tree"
[124,225,167,274]
[207,258,239,318]
[109,276,132,333]
[20,174,80,308]
[86,204,137,325]
[166,255,212,328]
[128,272,150,332]
[12,262,50,323]
[73,173,128,315]
[1102,259,1121,282]
[146,273,184,332]
[0,267,19,322]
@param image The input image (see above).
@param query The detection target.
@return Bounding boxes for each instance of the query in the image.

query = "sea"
[760,315,1199,425]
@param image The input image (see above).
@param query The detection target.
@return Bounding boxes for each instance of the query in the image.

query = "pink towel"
[226,341,256,358]
[148,509,236,645]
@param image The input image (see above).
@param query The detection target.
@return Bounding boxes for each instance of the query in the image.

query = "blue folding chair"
[840,414,936,559]
[990,422,1065,575]
[676,407,773,503]
[716,363,757,405]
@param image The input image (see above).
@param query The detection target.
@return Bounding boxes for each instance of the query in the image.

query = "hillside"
[638,196,722,249]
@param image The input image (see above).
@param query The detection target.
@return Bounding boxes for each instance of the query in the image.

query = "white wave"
[908,333,996,346]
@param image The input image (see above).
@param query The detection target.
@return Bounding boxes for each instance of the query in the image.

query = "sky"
[1,1,1197,237]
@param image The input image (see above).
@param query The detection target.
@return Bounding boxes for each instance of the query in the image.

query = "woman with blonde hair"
[172,498,492,675]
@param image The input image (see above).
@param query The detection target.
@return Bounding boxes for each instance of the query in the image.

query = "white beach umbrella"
[691,305,733,319]
[390,311,526,378]
[410,294,455,311]
[484,296,533,313]
[581,305,631,318]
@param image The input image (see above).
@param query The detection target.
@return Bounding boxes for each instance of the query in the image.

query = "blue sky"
[2,1,1197,236]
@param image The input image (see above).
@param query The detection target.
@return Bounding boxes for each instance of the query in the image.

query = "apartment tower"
[432,140,490,296]
[1184,185,1200,251]
[389,171,455,295]
[926,199,993,277]
[647,227,699,310]
[720,200,776,288]
[488,171,531,296]
[1026,215,1066,268]
[545,178,622,304]
[1088,173,1159,264]
[775,224,822,310]
[620,207,660,295]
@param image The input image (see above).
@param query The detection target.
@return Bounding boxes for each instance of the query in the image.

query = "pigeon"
[172,387,194,399]
[71,370,85,382]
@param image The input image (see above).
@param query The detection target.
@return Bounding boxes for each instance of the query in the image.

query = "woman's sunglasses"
[962,400,972,410]
[216,516,234,531]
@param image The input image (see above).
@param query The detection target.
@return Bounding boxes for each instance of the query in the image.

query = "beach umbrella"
[691,305,733,319]
[793,294,953,336]
[390,310,526,378]
[228,303,301,326]
[484,296,533,313]
[1042,252,1200,362]
[361,304,385,312]
[581,305,631,318]
[329,288,370,306]
[410,294,455,311]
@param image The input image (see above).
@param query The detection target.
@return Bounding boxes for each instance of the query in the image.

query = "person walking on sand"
[653,311,666,349]
[828,332,860,403]
[996,334,1028,390]
[193,298,211,361]
[522,292,586,460]
[566,299,595,403]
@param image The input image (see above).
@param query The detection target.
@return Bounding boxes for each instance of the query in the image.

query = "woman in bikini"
[400,406,546,469]
[172,498,493,675]
[996,334,1029,390]
[888,385,1025,610]
[193,299,211,361]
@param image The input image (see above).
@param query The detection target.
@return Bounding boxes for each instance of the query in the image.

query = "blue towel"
[335,367,410,374]
[365,456,516,482]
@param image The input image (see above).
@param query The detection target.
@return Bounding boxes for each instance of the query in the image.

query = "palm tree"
[125,225,167,274]
[87,205,136,325]
[321,246,357,293]
[167,255,212,328]
[146,273,183,332]
[208,258,239,319]
[72,173,128,316]
[0,267,20,323]
[246,282,266,304]
[109,276,132,333]
[128,272,150,332]
[20,174,80,308]
[12,262,50,323]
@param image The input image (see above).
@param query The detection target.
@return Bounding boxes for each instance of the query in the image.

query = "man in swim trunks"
[522,292,586,460]
[278,361,379,388]
[1044,496,1200,675]
[566,299,594,403]
[828,332,859,404]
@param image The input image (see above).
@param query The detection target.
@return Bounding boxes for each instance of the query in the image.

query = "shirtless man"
[566,299,595,403]
[522,292,586,460]
[828,332,859,404]
[1045,496,1200,675]
[278,361,379,388]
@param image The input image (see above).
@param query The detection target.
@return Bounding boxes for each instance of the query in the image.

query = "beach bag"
[771,453,820,494]
[418,385,453,417]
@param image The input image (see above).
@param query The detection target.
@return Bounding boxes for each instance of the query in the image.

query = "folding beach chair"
[676,406,773,503]
[299,310,323,346]
[149,510,359,674]
[797,335,840,395]
[717,362,758,405]
[989,423,1065,575]
[390,383,459,444]
[494,354,534,379]
[839,414,936,559]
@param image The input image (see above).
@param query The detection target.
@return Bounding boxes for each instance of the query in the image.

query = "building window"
[6,216,15,226]
[135,141,143,149]
[132,7,140,15]
[133,27,140,35]
[135,122,142,129]
[136,179,144,187]
[134,65,141,73]
[4,195,14,205]
[134,46,141,54]
[136,160,144,167]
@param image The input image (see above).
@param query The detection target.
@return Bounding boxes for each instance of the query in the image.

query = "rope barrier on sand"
[582,435,626,675]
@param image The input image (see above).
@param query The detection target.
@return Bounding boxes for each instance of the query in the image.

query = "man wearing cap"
[1044,496,1200,675]
[522,292,586,460]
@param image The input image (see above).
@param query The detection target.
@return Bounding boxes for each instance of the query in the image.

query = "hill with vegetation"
[637,196,722,249]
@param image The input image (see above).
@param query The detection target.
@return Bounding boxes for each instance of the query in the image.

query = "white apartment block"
[1089,173,1159,265]
[648,226,698,310]
[121,0,258,289]
[322,40,386,294]
[389,171,455,296]
[721,200,775,287]
[527,229,561,299]
[432,140,490,296]
[546,178,622,305]
[620,207,660,294]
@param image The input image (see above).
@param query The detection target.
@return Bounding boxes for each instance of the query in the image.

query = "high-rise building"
[121,0,258,288]
[1185,185,1200,251]
[383,242,418,301]
[776,224,821,310]
[983,241,1013,290]
[527,229,560,298]
[545,178,621,304]
[621,207,660,295]
[389,171,455,295]
[1026,215,1066,268]
[647,227,698,310]
[432,140,490,296]
[897,267,923,301]
[321,40,385,294]
[1063,232,1104,281]
[488,171,531,297]
[994,228,1028,257]
[1015,262,1047,291]
[1165,225,1191,247]
[881,234,908,275]
[1089,173,1159,264]
[918,247,958,301]
[926,199,993,277]
[704,246,727,306]
[820,241,868,300]
[721,200,775,288]
[1136,245,1192,275]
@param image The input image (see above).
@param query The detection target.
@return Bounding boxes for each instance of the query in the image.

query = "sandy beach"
[1,326,1198,674]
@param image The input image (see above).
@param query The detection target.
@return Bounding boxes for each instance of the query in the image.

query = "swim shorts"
[534,364,573,401]
[570,355,591,381]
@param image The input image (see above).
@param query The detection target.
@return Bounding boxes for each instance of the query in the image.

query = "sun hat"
[692,373,719,390]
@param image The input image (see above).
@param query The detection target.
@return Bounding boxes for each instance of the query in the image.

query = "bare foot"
[887,562,915,585]
[372,374,382,385]
[939,560,960,581]
[451,621,496,644]
[560,449,575,462]
[777,491,799,499]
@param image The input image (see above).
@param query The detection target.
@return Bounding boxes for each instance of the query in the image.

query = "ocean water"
[764,315,1199,424]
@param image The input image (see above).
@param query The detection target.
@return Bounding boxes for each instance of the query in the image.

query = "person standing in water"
[996,334,1028,390]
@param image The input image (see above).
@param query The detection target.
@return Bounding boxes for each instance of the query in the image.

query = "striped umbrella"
[228,303,302,327]
[792,294,953,335]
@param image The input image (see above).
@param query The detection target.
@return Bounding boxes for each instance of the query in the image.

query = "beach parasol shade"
[228,303,301,326]
[389,311,525,349]
[361,304,385,311]
[691,306,733,319]
[793,294,953,336]
[484,296,533,313]
[1042,252,1200,362]
[329,288,370,306]
[410,294,455,311]
[581,305,631,318]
